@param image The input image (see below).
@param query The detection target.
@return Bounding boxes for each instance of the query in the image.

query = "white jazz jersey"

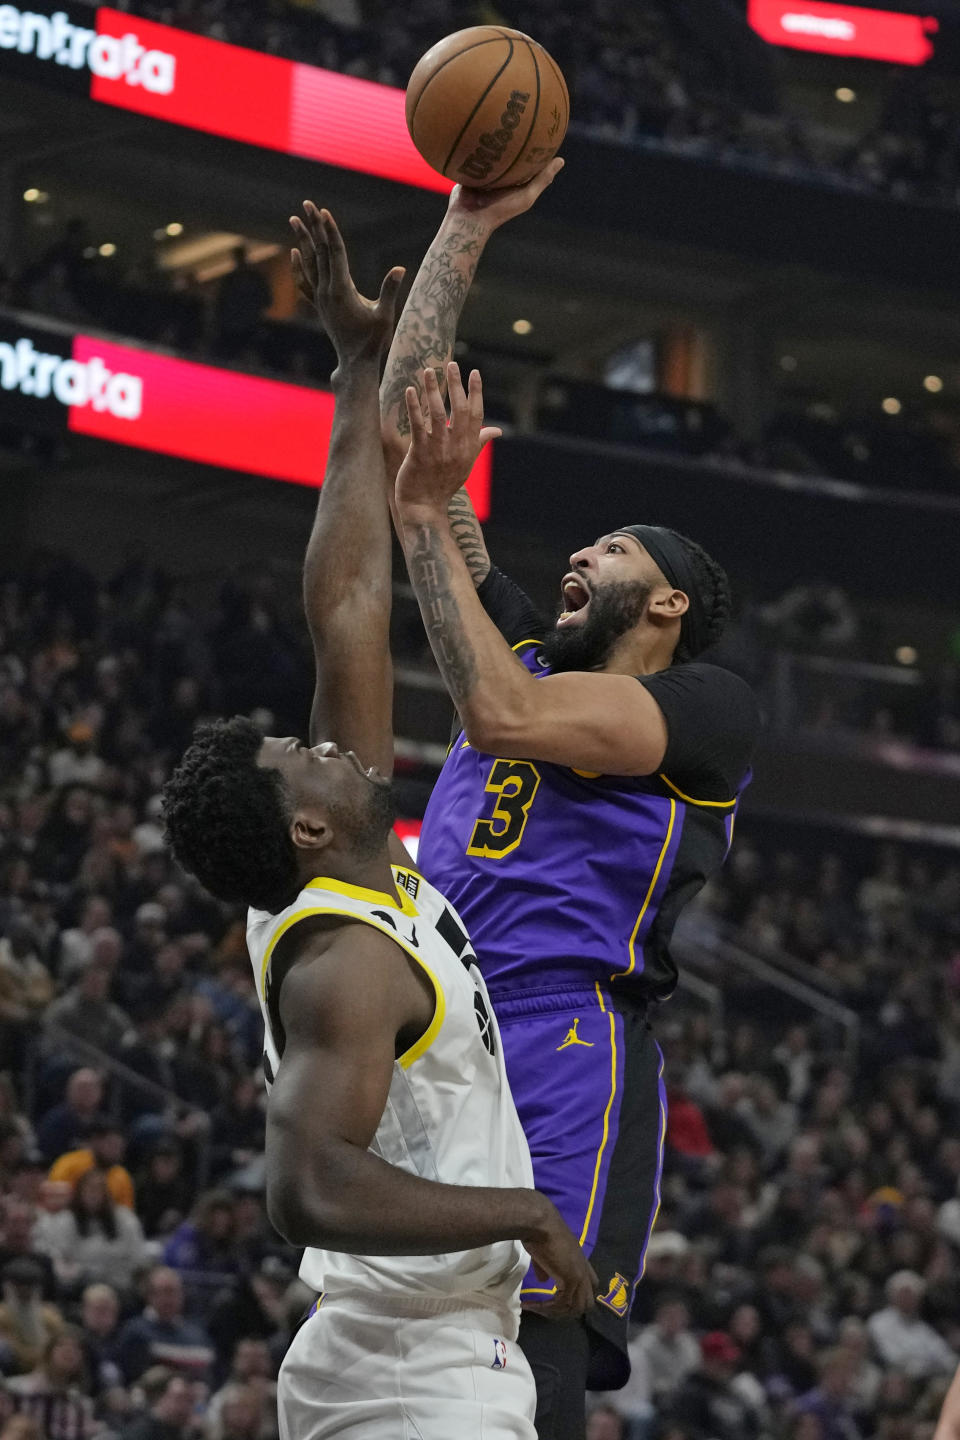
[247,864,534,1314]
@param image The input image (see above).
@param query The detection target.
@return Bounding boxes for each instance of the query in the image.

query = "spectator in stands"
[204,1259,293,1370]
[636,1294,702,1407]
[205,1339,277,1440]
[0,1258,63,1375]
[42,962,133,1064]
[5,1328,96,1440]
[0,925,54,1081]
[835,1318,881,1422]
[33,1167,147,1294]
[795,1347,862,1440]
[867,1271,957,1378]
[671,1332,760,1440]
[665,1072,716,1180]
[0,1418,42,1440]
[120,1366,199,1440]
[47,722,106,792]
[133,1140,191,1241]
[738,1067,798,1166]
[48,1117,134,1208]
[34,1070,103,1166]
[162,1191,243,1303]
[128,942,190,1022]
[78,1283,123,1396]
[210,1383,262,1440]
[0,1201,55,1303]
[57,897,113,981]
[33,787,95,886]
[208,1078,265,1184]
[585,1405,626,1440]
[774,1024,816,1106]
[116,1267,214,1385]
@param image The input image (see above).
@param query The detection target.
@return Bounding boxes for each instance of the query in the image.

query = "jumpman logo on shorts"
[556,1018,594,1051]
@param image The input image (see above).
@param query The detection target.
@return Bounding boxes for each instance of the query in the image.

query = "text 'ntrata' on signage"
[0,4,174,88]
[0,3,451,190]
[0,318,492,516]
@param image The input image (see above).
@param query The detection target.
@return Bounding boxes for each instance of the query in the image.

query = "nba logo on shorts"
[491,1338,508,1369]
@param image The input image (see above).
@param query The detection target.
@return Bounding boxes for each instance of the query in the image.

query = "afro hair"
[162,716,298,914]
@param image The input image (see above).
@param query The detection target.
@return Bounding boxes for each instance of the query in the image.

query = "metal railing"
[25,1023,212,1188]
[674,917,861,1068]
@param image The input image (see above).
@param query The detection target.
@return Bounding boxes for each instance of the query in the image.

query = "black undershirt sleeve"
[637,662,761,799]
[475,564,547,649]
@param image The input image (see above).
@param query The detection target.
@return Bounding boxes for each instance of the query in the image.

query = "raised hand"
[447,156,564,232]
[290,202,404,364]
[395,362,502,516]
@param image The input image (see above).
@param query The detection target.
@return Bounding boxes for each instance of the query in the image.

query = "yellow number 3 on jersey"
[466,759,541,859]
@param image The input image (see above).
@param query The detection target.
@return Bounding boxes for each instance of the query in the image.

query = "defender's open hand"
[290,202,404,364]
[395,363,501,516]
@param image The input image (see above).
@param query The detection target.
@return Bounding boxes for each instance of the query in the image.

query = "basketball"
[405,27,569,190]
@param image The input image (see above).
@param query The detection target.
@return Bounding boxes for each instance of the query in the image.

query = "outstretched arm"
[265,926,597,1317]
[395,366,671,776]
[379,162,564,585]
[290,204,403,774]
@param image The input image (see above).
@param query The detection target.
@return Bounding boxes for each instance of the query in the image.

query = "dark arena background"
[2,1,960,1437]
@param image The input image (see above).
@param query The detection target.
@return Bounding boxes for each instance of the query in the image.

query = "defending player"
[380,179,759,1439]
[162,204,595,1440]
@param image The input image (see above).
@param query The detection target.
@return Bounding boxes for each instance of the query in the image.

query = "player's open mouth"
[557,573,591,627]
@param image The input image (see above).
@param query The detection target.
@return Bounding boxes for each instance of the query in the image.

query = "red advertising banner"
[394,819,423,861]
[87,7,452,191]
[748,0,938,62]
[64,334,491,517]
[0,3,451,188]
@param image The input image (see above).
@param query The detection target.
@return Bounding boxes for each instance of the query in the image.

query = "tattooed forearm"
[447,488,491,586]
[407,523,479,709]
[380,217,489,437]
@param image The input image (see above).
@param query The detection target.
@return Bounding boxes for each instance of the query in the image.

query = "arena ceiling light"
[748,0,938,65]
[923,375,943,393]
[882,396,902,414]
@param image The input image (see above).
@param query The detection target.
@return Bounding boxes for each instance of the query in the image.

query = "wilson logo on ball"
[459,89,529,181]
[405,26,569,190]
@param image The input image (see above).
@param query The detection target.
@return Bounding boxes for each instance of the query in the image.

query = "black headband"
[617,524,709,659]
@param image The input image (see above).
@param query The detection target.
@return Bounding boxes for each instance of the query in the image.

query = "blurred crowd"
[590,832,960,1439]
[86,0,960,208]
[1,551,960,1440]
[0,556,320,1438]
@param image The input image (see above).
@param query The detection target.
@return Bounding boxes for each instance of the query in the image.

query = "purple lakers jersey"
[418,644,753,1006]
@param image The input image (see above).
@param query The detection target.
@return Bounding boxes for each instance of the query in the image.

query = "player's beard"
[539,578,654,674]
[330,777,397,861]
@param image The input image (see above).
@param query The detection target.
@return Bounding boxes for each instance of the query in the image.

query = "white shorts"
[278,1292,537,1440]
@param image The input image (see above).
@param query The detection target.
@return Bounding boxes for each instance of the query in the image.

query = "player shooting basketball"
[163,204,595,1440]
[380,174,760,1439]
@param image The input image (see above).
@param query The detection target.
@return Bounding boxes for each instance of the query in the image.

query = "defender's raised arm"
[291,202,403,775]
